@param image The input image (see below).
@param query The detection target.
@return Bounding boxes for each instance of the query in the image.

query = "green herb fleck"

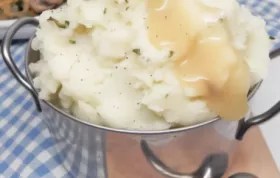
[69,40,76,44]
[132,49,141,55]
[270,36,275,40]
[169,51,174,58]
[165,94,169,99]
[103,8,107,14]
[15,0,24,11]
[125,0,129,3]
[48,17,70,29]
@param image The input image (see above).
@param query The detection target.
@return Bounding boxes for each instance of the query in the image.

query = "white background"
[252,54,280,170]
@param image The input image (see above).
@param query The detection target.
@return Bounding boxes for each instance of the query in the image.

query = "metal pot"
[2,17,280,178]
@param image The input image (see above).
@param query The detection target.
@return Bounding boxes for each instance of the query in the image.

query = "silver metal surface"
[40,100,107,178]
[1,17,41,111]
[141,141,228,178]
[229,173,258,178]
[2,17,280,178]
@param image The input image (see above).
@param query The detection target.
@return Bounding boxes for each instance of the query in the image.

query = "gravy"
[147,0,250,120]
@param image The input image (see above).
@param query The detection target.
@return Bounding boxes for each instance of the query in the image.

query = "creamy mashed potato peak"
[30,0,270,130]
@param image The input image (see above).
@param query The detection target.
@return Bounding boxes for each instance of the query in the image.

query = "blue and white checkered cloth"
[1,1,280,177]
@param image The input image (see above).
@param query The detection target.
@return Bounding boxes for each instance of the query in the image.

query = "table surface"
[107,127,279,178]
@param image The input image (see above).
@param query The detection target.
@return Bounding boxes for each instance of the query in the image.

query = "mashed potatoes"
[30,0,270,130]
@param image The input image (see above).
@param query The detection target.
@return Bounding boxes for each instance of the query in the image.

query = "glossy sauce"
[147,0,250,120]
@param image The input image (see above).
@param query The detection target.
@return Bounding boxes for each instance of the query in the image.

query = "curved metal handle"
[141,140,229,178]
[236,48,280,140]
[141,140,259,178]
[236,101,280,140]
[229,173,258,178]
[1,17,41,112]
[141,140,191,178]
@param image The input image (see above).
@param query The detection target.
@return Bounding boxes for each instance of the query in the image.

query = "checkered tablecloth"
[1,1,280,178]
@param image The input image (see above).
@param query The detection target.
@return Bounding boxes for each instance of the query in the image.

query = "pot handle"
[235,48,280,140]
[1,17,41,112]
[141,140,258,178]
[229,173,258,178]
[141,140,197,178]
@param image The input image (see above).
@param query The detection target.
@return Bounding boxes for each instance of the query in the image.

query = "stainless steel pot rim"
[24,36,263,135]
